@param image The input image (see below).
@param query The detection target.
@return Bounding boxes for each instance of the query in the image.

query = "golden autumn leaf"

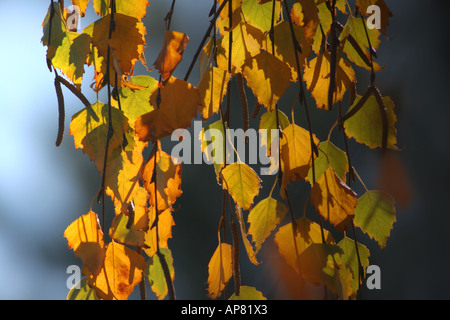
[144,208,176,258]
[109,186,149,247]
[207,243,233,299]
[64,211,105,276]
[311,167,357,231]
[280,123,319,197]
[221,163,262,210]
[142,150,182,212]
[198,67,230,120]
[154,30,189,81]
[291,0,319,42]
[105,139,146,213]
[242,51,292,111]
[303,51,356,110]
[93,0,150,20]
[274,217,334,274]
[83,13,146,89]
[71,0,90,17]
[89,241,145,300]
[217,21,265,75]
[135,77,202,141]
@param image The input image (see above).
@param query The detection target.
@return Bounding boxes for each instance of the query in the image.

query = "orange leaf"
[154,30,189,81]
[64,211,105,276]
[311,167,357,231]
[142,150,182,212]
[89,241,145,300]
[303,52,356,110]
[207,243,233,299]
[144,208,176,257]
[135,77,201,141]
[280,124,319,197]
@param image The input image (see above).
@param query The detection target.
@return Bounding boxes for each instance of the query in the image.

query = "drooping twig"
[184,0,230,81]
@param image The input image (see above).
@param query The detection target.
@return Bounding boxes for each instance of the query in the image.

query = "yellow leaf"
[105,139,146,213]
[242,51,292,111]
[144,208,176,257]
[135,77,202,141]
[84,13,146,89]
[275,217,333,274]
[280,124,319,196]
[109,186,149,247]
[142,150,182,213]
[221,163,262,210]
[93,0,150,20]
[207,243,233,299]
[311,167,357,231]
[64,211,105,276]
[89,241,145,300]
[303,52,356,110]
[217,21,265,74]
[198,67,230,120]
[356,0,392,35]
[154,30,189,81]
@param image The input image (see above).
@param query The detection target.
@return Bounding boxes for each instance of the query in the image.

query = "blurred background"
[0,0,449,299]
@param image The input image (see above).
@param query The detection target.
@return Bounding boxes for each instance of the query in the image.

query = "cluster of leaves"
[42,0,397,300]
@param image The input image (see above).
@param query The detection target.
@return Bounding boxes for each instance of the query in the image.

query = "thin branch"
[184,0,230,81]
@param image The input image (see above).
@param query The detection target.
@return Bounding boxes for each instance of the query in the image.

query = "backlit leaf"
[67,278,100,300]
[344,95,398,150]
[303,52,356,110]
[64,211,105,276]
[221,163,262,210]
[145,248,175,300]
[207,243,233,299]
[241,0,281,33]
[135,77,201,141]
[337,236,370,294]
[291,0,319,42]
[248,197,287,253]
[198,67,230,120]
[93,0,150,20]
[311,167,357,231]
[144,208,176,257]
[306,140,348,183]
[142,150,182,213]
[229,286,266,300]
[275,217,334,274]
[242,51,291,111]
[353,191,396,248]
[280,124,319,196]
[259,108,290,156]
[89,241,145,300]
[154,30,189,81]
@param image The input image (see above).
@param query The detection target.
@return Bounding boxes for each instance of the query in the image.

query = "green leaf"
[306,140,348,183]
[145,248,175,300]
[116,75,159,128]
[344,95,397,150]
[229,286,267,300]
[353,191,396,248]
[337,236,370,294]
[67,278,100,300]
[248,197,287,253]
[342,16,382,71]
[241,0,281,33]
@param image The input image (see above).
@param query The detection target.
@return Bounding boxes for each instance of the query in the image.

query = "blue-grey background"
[0,0,448,299]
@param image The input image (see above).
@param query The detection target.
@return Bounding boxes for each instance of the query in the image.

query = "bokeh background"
[0,0,449,299]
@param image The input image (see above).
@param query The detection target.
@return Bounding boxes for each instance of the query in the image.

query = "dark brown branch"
[56,75,99,122]
[184,0,229,81]
[54,71,65,147]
